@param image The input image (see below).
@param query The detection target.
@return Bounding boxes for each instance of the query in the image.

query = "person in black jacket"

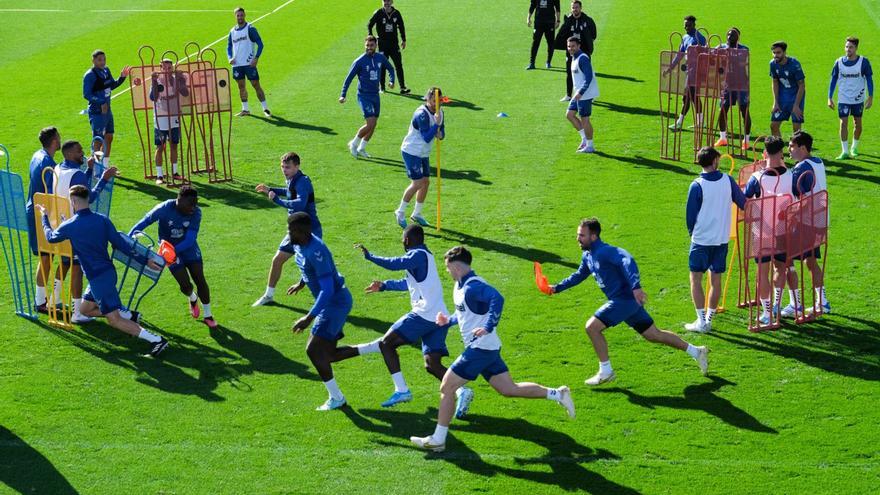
[527,0,560,70]
[554,1,597,100]
[368,0,410,94]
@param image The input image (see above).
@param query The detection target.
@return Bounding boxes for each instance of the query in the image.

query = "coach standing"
[527,0,560,70]
[368,0,410,94]
[554,1,596,101]
[83,50,130,167]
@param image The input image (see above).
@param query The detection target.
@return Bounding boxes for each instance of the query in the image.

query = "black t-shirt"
[530,0,560,25]
[368,8,406,46]
[555,13,597,55]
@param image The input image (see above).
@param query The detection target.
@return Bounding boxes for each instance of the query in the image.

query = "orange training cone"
[534,261,552,295]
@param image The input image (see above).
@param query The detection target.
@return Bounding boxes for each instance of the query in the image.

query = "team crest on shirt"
[183,221,190,227]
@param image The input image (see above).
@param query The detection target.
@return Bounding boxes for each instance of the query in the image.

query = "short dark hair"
[567,36,581,45]
[178,185,198,200]
[729,27,741,35]
[70,185,89,200]
[696,147,721,168]
[91,49,104,59]
[765,135,785,155]
[365,35,378,43]
[846,36,859,47]
[281,152,300,165]
[38,127,58,148]
[287,211,312,236]
[234,7,245,14]
[403,224,424,245]
[444,245,472,265]
[424,86,443,102]
[579,217,601,236]
[572,1,582,6]
[771,41,787,52]
[61,140,79,154]
[684,15,696,23]
[790,130,813,152]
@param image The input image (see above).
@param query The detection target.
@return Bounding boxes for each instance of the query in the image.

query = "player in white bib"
[395,87,444,228]
[227,7,270,117]
[410,246,574,453]
[150,59,189,185]
[827,36,874,159]
[565,36,598,153]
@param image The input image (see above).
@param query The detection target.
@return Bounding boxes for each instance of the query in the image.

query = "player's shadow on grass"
[360,156,492,185]
[426,227,580,270]
[593,151,694,176]
[593,100,661,117]
[593,376,777,433]
[384,91,484,111]
[115,175,269,211]
[596,72,645,83]
[823,158,880,187]
[709,318,880,382]
[210,324,318,380]
[0,425,79,495]
[249,114,337,135]
[343,408,639,494]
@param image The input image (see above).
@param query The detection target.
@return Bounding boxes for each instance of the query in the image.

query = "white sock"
[585,139,593,147]
[357,139,368,152]
[773,288,784,309]
[172,162,178,175]
[391,372,409,393]
[842,141,849,153]
[156,165,164,178]
[816,286,827,305]
[431,424,449,444]
[686,343,701,359]
[695,308,706,323]
[760,298,771,316]
[323,378,344,401]
[706,308,717,323]
[260,100,269,110]
[138,328,161,343]
[744,134,750,144]
[853,139,860,149]
[265,286,275,299]
[413,202,424,216]
[676,114,685,126]
[189,291,198,303]
[351,135,362,147]
[242,101,249,112]
[720,131,727,139]
[356,340,381,355]
[578,129,587,140]
[35,286,47,305]
[696,113,703,127]
[546,388,561,402]
[396,200,409,215]
[202,303,212,318]
[599,360,613,376]
[53,279,62,303]
[73,298,82,314]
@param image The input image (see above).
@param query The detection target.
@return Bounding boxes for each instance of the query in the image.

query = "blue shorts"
[154,127,181,146]
[594,299,654,333]
[89,110,115,136]
[168,246,202,272]
[83,270,122,315]
[772,99,805,124]
[390,312,449,356]
[721,90,749,108]
[838,103,864,119]
[357,93,381,118]
[567,98,593,117]
[26,209,39,256]
[689,243,729,273]
[790,247,821,261]
[232,65,259,81]
[450,347,509,382]
[402,151,431,180]
[311,288,353,342]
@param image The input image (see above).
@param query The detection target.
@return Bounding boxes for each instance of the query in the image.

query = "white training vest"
[404,249,448,321]
[692,175,734,246]
[453,276,502,351]
[796,157,828,194]
[836,56,867,105]
[750,168,793,236]
[229,23,256,66]
[400,105,442,158]
[571,52,599,100]
[53,165,79,200]
[153,73,182,130]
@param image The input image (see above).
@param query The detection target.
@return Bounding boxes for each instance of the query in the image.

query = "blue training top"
[83,66,126,114]
[129,199,201,254]
[341,52,395,97]
[26,149,56,211]
[270,171,322,237]
[770,57,805,102]
[42,208,126,278]
[294,235,347,316]
[446,270,504,335]
[553,238,643,301]
[364,244,430,290]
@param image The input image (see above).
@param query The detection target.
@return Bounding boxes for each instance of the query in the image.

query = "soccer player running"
[785,131,831,315]
[38,185,168,356]
[54,141,118,323]
[743,136,792,325]
[549,218,709,385]
[286,212,360,411]
[26,127,61,313]
[150,59,189,185]
[770,41,806,137]
[828,36,873,159]
[367,0,410,94]
[394,87,445,229]
[82,50,131,167]
[129,186,216,328]
[352,225,474,409]
[228,7,270,117]
[555,1,596,101]
[663,15,707,131]
[685,147,746,332]
[252,152,323,307]
[565,36,598,153]
[526,0,560,70]
[341,35,396,158]
[410,246,574,452]
[714,28,752,151]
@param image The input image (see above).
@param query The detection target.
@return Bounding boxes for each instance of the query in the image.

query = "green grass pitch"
[1,1,879,493]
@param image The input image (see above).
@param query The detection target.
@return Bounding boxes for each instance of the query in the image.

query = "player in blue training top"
[664,15,707,131]
[714,27,752,150]
[39,185,169,357]
[228,7,270,117]
[25,127,61,313]
[549,218,709,385]
[252,152,323,307]
[394,87,445,228]
[286,212,362,411]
[129,186,216,328]
[340,35,396,159]
[82,50,130,168]
[409,246,574,453]
[770,41,806,137]
[828,36,874,159]
[565,36,598,153]
[351,225,474,409]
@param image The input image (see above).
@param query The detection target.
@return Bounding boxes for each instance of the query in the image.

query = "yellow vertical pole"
[434,88,442,231]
